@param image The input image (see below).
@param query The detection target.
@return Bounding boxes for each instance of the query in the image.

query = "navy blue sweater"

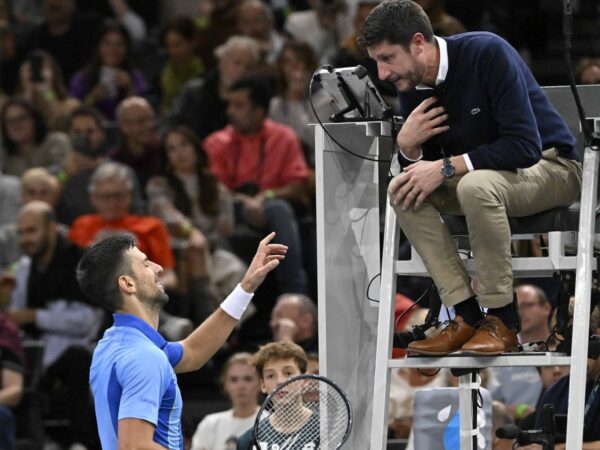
[398,32,579,170]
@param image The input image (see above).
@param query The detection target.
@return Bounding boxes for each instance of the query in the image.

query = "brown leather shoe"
[407,316,476,356]
[460,315,519,355]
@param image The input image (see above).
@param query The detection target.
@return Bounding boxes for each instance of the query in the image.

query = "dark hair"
[18,50,70,100]
[83,20,134,84]
[357,0,434,49]
[161,15,199,47]
[276,40,318,96]
[67,105,106,131]
[0,97,48,154]
[76,233,135,312]
[160,125,220,217]
[229,75,273,112]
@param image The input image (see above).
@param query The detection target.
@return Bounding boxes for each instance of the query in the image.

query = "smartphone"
[29,52,44,83]
[99,66,117,98]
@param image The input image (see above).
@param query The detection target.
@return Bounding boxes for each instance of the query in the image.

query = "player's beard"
[139,283,169,310]
[152,291,169,308]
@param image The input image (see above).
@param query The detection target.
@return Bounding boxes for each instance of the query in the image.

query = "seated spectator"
[55,105,144,225]
[576,57,600,85]
[236,341,309,449]
[30,0,103,82]
[490,285,553,423]
[16,49,81,131]
[237,0,285,66]
[283,0,349,63]
[0,302,25,450]
[190,352,261,450]
[69,161,177,290]
[0,97,70,176]
[6,201,103,450]
[509,306,600,448]
[269,293,318,354]
[269,40,319,166]
[196,0,242,70]
[204,75,310,295]
[108,96,161,193]
[166,35,260,140]
[69,20,147,121]
[0,173,21,226]
[0,167,62,271]
[159,15,204,116]
[147,126,246,322]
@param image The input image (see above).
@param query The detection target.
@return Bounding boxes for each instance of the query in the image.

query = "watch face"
[442,159,455,178]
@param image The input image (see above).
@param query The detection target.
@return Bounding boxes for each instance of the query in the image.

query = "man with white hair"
[269,293,318,353]
[109,96,161,192]
[166,35,261,140]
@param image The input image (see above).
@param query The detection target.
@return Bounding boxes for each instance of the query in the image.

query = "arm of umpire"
[175,232,287,373]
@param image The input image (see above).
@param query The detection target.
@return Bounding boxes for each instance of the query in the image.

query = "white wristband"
[220,284,254,320]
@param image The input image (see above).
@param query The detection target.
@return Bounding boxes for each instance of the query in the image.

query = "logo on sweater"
[470,107,481,115]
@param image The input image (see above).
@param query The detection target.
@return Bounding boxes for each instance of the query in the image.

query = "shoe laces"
[439,319,461,333]
[476,317,509,335]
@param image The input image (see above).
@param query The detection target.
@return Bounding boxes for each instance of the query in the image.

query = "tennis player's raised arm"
[175,233,287,373]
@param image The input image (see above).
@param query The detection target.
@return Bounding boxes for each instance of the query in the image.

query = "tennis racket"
[251,374,353,449]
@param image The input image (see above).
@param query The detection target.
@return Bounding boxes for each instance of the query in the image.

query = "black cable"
[365,273,381,303]
[471,371,479,449]
[393,282,433,331]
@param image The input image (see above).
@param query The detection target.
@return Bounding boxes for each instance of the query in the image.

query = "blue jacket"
[398,32,579,170]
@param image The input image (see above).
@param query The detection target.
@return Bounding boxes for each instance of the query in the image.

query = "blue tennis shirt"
[90,313,184,449]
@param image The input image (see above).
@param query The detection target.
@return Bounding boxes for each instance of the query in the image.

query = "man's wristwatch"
[441,157,455,179]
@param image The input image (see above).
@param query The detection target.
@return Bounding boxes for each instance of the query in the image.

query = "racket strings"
[256,379,350,449]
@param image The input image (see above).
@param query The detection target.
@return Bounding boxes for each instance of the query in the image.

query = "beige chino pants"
[394,149,582,308]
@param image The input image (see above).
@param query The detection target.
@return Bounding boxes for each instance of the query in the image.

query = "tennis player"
[77,232,286,449]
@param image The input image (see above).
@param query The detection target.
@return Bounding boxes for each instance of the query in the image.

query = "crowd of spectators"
[1,0,600,448]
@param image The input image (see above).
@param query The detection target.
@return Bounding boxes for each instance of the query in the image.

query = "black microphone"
[353,65,369,80]
[496,425,541,444]
[541,404,555,437]
[495,424,521,440]
[496,425,553,446]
